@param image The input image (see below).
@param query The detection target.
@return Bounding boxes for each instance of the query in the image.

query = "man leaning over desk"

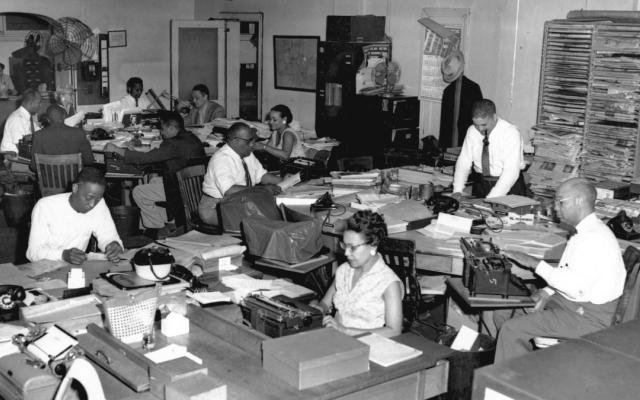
[451,99,527,199]
[27,167,123,265]
[199,122,283,226]
[494,178,626,362]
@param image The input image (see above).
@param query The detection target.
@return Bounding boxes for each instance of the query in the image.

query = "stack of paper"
[330,171,381,188]
[358,333,422,367]
[530,124,583,198]
[396,166,454,187]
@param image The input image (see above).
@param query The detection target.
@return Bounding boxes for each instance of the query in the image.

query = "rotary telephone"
[0,285,26,322]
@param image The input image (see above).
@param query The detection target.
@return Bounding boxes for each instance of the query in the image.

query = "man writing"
[451,99,526,199]
[104,111,204,235]
[30,105,94,172]
[27,167,123,264]
[1,88,41,154]
[494,178,626,362]
[199,122,283,226]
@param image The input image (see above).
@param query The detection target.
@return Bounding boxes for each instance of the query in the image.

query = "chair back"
[34,153,82,197]
[378,237,421,331]
[613,246,640,325]
[175,164,206,232]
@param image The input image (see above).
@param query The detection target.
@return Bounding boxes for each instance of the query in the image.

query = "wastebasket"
[2,186,35,228]
[440,329,495,400]
[110,205,140,239]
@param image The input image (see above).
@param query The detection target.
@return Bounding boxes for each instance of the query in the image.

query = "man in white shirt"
[27,167,124,265]
[494,178,626,362]
[120,77,151,111]
[451,99,526,199]
[198,122,282,226]
[0,88,41,154]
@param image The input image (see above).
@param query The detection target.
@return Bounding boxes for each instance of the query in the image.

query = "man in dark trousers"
[105,111,204,236]
[30,105,94,172]
[439,50,483,149]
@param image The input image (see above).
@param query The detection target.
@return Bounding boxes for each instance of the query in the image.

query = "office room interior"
[2,1,640,400]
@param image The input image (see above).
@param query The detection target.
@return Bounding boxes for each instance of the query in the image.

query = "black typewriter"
[281,157,325,181]
[460,237,529,297]
[17,135,32,160]
[241,294,323,338]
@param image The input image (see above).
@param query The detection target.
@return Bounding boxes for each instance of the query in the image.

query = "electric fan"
[373,60,403,95]
[48,17,95,69]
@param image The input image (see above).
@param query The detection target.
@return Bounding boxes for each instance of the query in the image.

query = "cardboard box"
[262,328,369,390]
[594,180,630,200]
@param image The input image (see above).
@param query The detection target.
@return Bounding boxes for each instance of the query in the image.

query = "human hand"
[62,248,87,265]
[105,241,124,263]
[262,183,282,196]
[504,250,540,271]
[450,192,463,201]
[254,141,267,151]
[322,316,348,334]
[531,289,552,312]
[104,143,124,156]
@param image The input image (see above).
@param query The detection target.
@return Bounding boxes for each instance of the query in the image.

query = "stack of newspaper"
[529,125,583,198]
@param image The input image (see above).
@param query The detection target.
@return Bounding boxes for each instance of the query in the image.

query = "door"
[170,20,239,117]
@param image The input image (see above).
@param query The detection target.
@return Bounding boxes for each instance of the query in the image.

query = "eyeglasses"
[339,241,370,252]
[554,197,572,204]
[234,137,257,145]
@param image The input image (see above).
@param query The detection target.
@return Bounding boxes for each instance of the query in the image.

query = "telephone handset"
[0,285,26,322]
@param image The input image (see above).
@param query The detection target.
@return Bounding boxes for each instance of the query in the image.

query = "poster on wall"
[273,35,319,92]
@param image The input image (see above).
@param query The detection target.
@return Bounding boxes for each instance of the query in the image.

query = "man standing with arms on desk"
[199,122,283,226]
[27,167,123,265]
[494,178,626,362]
[451,99,526,199]
[0,88,41,155]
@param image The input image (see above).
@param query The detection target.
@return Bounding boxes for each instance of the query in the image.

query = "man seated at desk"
[494,178,626,362]
[451,99,526,199]
[120,77,151,111]
[0,88,41,155]
[27,167,123,265]
[199,122,283,226]
[30,105,94,172]
[311,210,403,338]
[104,111,204,235]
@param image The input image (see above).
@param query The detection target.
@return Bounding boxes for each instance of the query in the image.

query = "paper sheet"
[145,344,202,365]
[358,333,423,367]
[186,291,232,305]
[278,172,302,191]
[450,325,479,351]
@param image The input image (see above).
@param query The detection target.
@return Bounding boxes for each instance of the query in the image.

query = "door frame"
[170,19,239,117]
[220,11,264,120]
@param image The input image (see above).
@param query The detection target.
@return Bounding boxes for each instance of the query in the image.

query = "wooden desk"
[472,319,640,400]
[99,310,453,400]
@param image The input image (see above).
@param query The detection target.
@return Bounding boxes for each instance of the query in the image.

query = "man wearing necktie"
[493,178,626,362]
[451,99,527,199]
[199,122,284,226]
[0,88,41,155]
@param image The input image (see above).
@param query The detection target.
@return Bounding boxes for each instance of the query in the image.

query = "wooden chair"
[33,153,82,197]
[175,164,220,235]
[378,237,424,332]
[336,156,373,172]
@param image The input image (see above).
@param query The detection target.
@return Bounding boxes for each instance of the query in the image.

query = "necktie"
[481,133,491,177]
[242,159,252,187]
[30,115,35,135]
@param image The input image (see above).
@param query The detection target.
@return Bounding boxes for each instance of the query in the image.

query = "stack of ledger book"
[330,171,381,188]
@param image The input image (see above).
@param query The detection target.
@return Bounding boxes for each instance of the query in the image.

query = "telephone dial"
[0,285,26,322]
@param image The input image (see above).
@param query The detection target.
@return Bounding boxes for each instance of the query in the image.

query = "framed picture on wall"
[273,35,319,92]
[108,30,127,48]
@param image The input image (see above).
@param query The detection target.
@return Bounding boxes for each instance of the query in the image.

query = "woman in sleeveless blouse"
[254,104,306,160]
[311,210,403,338]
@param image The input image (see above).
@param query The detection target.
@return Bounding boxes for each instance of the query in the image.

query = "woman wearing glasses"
[312,210,403,338]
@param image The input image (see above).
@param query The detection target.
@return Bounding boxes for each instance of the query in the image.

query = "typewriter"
[460,237,529,297]
[241,294,323,338]
[281,157,326,181]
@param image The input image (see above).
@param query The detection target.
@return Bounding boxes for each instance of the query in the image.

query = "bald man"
[1,88,41,154]
[30,105,94,172]
[494,178,626,362]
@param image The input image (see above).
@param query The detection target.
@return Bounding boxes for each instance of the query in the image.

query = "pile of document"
[396,165,454,187]
[330,170,381,188]
[529,124,583,198]
[595,198,640,219]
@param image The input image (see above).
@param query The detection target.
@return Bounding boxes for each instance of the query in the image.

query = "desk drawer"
[337,372,421,400]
